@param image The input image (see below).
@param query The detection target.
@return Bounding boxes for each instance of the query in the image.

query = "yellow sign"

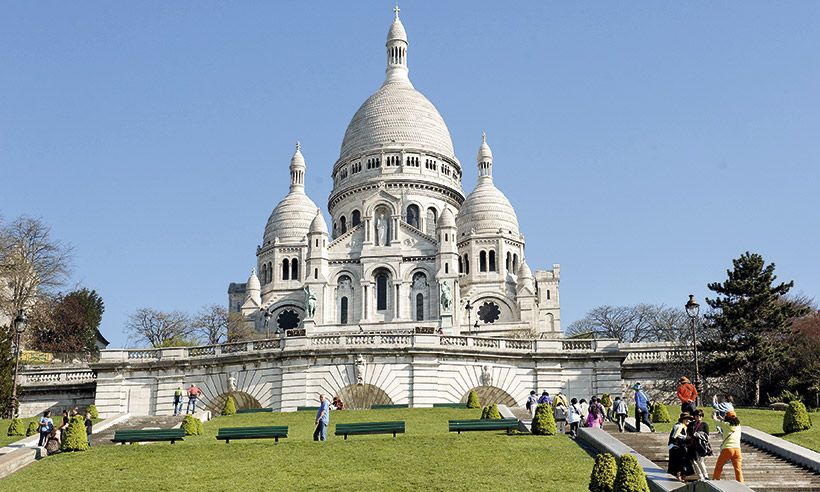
[20,351,53,364]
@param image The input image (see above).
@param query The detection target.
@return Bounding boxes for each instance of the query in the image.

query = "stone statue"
[376,213,388,246]
[440,281,452,314]
[354,354,366,385]
[412,274,427,290]
[480,365,493,387]
[228,372,238,392]
[304,286,317,319]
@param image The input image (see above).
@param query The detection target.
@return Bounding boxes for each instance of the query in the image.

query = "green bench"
[297,406,320,412]
[448,418,519,435]
[432,403,466,408]
[236,408,272,414]
[112,428,186,444]
[334,421,405,440]
[370,404,409,410]
[216,425,288,443]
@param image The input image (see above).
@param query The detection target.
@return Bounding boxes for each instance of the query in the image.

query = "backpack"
[526,400,531,411]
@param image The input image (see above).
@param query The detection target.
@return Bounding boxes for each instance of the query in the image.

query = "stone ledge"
[0,446,45,479]
[742,426,820,474]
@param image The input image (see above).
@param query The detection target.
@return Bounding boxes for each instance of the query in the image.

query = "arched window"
[290,258,299,281]
[513,254,518,273]
[282,259,290,280]
[340,297,349,324]
[479,251,487,272]
[351,210,361,227]
[267,262,272,283]
[340,216,347,234]
[445,263,449,274]
[546,290,551,300]
[463,254,470,275]
[426,208,437,235]
[376,271,389,311]
[458,256,463,273]
[407,204,420,229]
[261,264,268,284]
[506,252,512,271]
[314,268,318,280]
[489,250,496,272]
[416,293,424,321]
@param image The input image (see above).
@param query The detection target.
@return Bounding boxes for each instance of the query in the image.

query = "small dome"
[309,209,328,234]
[477,132,493,163]
[291,142,305,168]
[456,180,520,238]
[387,18,407,43]
[437,206,456,229]
[517,259,533,279]
[247,268,261,291]
[264,193,318,244]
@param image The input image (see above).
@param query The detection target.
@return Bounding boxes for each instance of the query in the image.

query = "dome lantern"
[289,141,306,193]
[477,132,493,180]
[385,4,410,86]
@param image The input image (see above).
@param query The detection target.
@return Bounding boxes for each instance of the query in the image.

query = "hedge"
[531,403,557,435]
[614,454,649,492]
[182,415,202,436]
[589,453,617,492]
[7,418,25,437]
[26,421,39,437]
[87,404,99,419]
[783,400,812,434]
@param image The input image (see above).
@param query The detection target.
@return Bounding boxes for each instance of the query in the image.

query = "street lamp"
[464,300,473,335]
[685,294,701,406]
[9,310,27,418]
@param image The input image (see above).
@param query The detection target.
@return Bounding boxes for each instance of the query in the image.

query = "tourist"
[676,376,698,415]
[687,409,712,481]
[59,409,70,442]
[37,410,54,447]
[578,398,589,423]
[85,410,93,448]
[45,428,61,455]
[613,396,628,433]
[567,398,582,438]
[313,394,330,441]
[332,396,344,410]
[667,413,694,482]
[712,411,744,483]
[553,390,569,409]
[526,390,538,418]
[537,391,551,406]
[586,397,605,429]
[554,400,567,434]
[186,384,203,414]
[712,394,735,422]
[633,383,655,432]
[173,386,183,416]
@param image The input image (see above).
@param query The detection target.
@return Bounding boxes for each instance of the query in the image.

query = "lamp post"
[685,294,701,406]
[464,300,473,335]
[9,310,27,418]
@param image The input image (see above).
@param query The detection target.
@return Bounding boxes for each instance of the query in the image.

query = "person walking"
[37,410,54,447]
[526,390,538,418]
[58,410,70,442]
[537,391,552,406]
[677,376,698,415]
[586,397,604,428]
[553,391,569,409]
[84,410,93,448]
[567,398,582,438]
[614,396,629,433]
[554,400,567,434]
[578,398,589,423]
[313,394,330,441]
[712,411,744,483]
[687,409,712,481]
[633,383,655,432]
[668,413,694,482]
[173,386,184,416]
[186,384,203,414]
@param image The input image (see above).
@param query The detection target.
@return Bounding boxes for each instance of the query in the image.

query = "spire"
[477,132,493,180]
[385,5,411,86]
[289,140,306,193]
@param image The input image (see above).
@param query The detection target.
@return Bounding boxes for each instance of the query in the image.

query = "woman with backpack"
[687,409,712,480]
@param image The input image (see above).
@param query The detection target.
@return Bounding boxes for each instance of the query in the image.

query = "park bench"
[236,408,272,414]
[297,406,319,412]
[334,421,405,440]
[448,418,519,435]
[112,428,186,444]
[370,404,409,410]
[432,403,466,408]
[216,425,288,443]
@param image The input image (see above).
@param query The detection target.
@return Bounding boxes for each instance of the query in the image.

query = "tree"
[126,308,193,348]
[27,288,104,354]
[784,310,820,408]
[192,304,228,345]
[566,304,690,343]
[700,252,810,405]
[227,311,258,342]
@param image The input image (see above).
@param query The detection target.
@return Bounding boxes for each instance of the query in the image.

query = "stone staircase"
[91,416,185,446]
[603,422,820,492]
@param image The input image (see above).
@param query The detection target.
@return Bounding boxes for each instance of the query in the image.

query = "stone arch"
[205,391,262,413]
[364,199,398,217]
[335,384,393,410]
[472,294,518,324]
[460,386,516,407]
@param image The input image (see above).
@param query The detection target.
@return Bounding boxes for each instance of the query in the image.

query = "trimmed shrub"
[195,418,203,435]
[486,404,501,420]
[589,453,617,492]
[531,403,557,435]
[7,418,25,436]
[26,421,39,437]
[466,390,480,409]
[222,394,237,416]
[182,415,201,436]
[650,402,671,423]
[87,404,99,419]
[783,400,812,434]
[614,454,649,492]
[61,415,89,452]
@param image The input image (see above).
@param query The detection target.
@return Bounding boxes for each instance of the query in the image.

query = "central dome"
[338,82,455,161]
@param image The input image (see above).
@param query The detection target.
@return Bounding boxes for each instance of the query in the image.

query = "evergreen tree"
[61,415,89,451]
[589,453,617,492]
[701,252,809,405]
[466,390,480,409]
[222,394,237,416]
[531,403,557,435]
[614,454,649,492]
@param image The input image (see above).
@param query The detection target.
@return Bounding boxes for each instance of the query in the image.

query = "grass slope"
[0,416,40,446]
[3,408,593,491]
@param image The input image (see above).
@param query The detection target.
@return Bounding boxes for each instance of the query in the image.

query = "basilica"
[228,9,561,338]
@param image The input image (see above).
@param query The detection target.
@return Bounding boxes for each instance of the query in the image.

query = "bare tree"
[126,308,192,348]
[191,304,228,345]
[567,304,690,343]
[0,216,73,321]
[227,311,258,342]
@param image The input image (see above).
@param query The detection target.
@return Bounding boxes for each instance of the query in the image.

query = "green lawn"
[0,416,40,447]
[649,406,819,452]
[3,408,594,491]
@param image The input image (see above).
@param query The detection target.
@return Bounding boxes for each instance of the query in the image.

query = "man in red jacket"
[677,376,698,414]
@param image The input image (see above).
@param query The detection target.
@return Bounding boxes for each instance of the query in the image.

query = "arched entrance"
[336,384,393,410]
[460,386,516,407]
[205,391,262,413]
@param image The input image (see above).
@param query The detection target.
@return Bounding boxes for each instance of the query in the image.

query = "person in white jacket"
[567,398,583,438]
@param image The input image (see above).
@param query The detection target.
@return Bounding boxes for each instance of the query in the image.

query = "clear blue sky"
[2,2,819,347]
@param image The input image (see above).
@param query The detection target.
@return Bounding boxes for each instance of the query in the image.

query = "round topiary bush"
[783,400,812,434]
[589,453,617,492]
[182,415,201,436]
[614,454,649,492]
[26,421,39,437]
[222,394,237,416]
[531,403,557,435]
[650,402,671,423]
[7,418,25,436]
[466,390,480,409]
[61,415,89,452]
[87,404,99,419]
[486,404,502,420]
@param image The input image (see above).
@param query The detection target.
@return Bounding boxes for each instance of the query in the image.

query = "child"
[614,396,629,433]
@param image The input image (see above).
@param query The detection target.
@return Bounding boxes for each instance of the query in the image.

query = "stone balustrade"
[20,369,96,386]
